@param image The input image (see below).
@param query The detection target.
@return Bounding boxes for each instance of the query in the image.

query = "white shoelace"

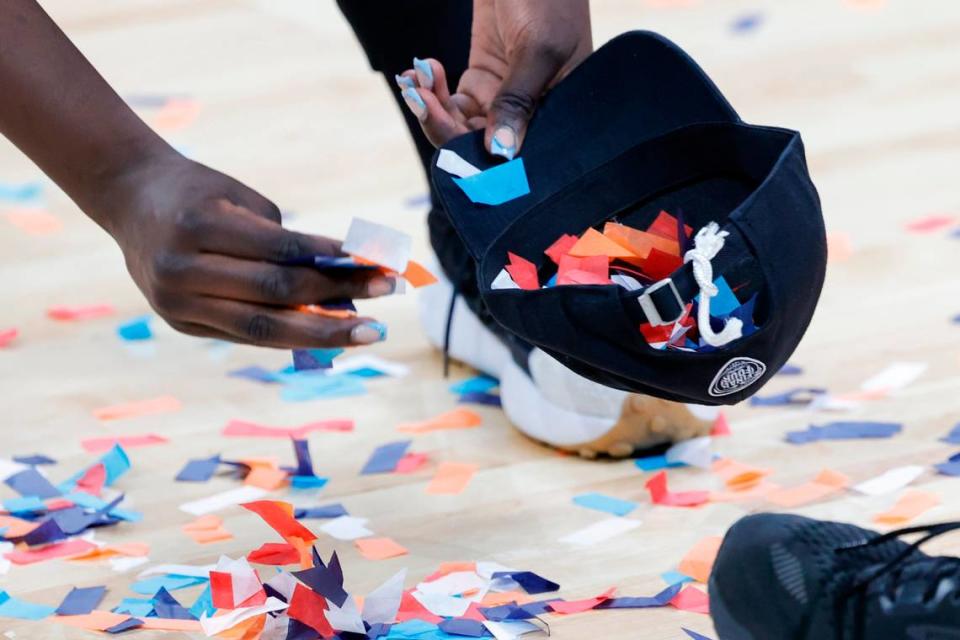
[684,222,744,347]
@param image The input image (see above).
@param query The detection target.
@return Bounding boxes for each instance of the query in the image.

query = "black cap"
[430,31,826,406]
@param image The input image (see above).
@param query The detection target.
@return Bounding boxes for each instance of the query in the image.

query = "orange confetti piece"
[397,408,483,434]
[241,501,317,546]
[139,618,203,631]
[56,611,130,631]
[710,481,781,503]
[479,591,535,607]
[150,98,202,133]
[92,395,181,421]
[874,490,940,526]
[298,304,356,319]
[712,459,773,491]
[183,515,233,544]
[422,562,477,582]
[426,462,478,495]
[826,232,854,263]
[678,536,722,583]
[402,260,438,288]
[355,537,409,560]
[0,515,38,538]
[244,466,290,491]
[69,542,151,561]
[766,469,850,508]
[217,615,266,640]
[4,208,62,235]
[47,304,115,321]
[568,228,638,259]
[603,222,679,259]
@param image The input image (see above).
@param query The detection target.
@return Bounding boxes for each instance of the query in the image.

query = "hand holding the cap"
[397,0,592,154]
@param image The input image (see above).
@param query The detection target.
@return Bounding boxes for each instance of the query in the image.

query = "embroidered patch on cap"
[709,357,767,397]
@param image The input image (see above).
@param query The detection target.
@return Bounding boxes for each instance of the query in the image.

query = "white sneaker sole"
[418,262,713,457]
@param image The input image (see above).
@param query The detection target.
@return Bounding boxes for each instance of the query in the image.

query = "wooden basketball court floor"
[1,1,959,637]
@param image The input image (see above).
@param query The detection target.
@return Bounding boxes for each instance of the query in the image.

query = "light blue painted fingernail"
[395,74,415,89]
[402,87,427,121]
[368,322,388,341]
[413,57,434,89]
[491,126,517,160]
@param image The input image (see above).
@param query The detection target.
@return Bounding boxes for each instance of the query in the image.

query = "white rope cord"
[684,222,743,347]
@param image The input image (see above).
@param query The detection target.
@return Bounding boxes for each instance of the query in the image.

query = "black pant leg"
[336,0,511,347]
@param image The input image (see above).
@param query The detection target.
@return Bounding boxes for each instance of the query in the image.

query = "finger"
[167,319,236,342]
[400,85,470,148]
[181,254,396,305]
[229,184,283,224]
[178,298,387,348]
[194,200,344,262]
[486,45,568,159]
[413,58,454,110]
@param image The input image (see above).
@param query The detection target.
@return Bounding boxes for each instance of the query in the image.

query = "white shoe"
[418,263,715,458]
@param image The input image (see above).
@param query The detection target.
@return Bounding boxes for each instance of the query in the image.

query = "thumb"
[486,45,563,160]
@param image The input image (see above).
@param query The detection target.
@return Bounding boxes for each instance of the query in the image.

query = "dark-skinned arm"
[0,1,392,347]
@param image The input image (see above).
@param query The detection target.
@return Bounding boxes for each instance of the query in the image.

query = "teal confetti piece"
[572,492,638,517]
[453,158,530,206]
[117,315,153,341]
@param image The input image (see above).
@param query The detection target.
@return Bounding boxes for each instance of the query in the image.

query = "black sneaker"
[709,513,960,639]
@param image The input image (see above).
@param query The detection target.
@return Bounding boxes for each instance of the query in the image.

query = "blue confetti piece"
[5,467,62,499]
[117,315,153,341]
[151,587,196,620]
[228,365,279,383]
[291,475,329,490]
[940,423,960,445]
[278,373,367,402]
[695,276,740,317]
[113,597,154,617]
[0,181,43,204]
[572,492,638,517]
[786,421,902,445]
[683,628,715,640]
[100,444,132,486]
[634,455,686,472]
[175,456,221,482]
[361,441,412,475]
[188,585,215,620]
[2,496,46,515]
[437,619,488,637]
[777,363,804,376]
[343,366,386,378]
[56,586,106,616]
[106,617,144,634]
[458,391,502,407]
[596,583,682,609]
[491,571,560,595]
[661,569,695,586]
[0,590,57,620]
[292,348,345,372]
[935,460,960,477]
[12,454,56,466]
[453,158,531,206]
[449,375,499,395]
[405,193,432,209]
[129,575,207,595]
[751,388,828,407]
[295,503,349,519]
[731,11,764,33]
